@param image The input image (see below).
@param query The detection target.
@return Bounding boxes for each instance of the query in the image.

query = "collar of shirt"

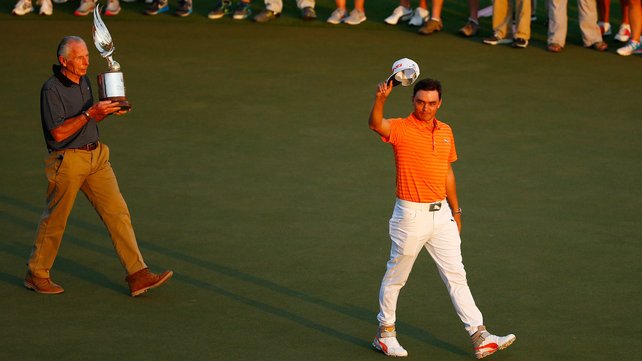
[52,64,76,88]
[409,112,440,131]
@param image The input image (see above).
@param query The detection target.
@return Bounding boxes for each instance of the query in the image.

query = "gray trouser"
[265,0,315,13]
[548,0,602,47]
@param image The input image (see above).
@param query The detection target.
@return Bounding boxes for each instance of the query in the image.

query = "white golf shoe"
[471,326,516,359]
[384,5,412,25]
[372,328,408,357]
[39,0,53,15]
[408,7,429,26]
[12,0,34,15]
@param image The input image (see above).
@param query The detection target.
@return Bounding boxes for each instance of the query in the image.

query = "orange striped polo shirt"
[383,113,457,203]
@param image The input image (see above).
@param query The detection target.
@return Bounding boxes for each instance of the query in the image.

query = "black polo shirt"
[41,64,99,151]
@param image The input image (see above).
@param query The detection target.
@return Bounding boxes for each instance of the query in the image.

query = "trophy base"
[101,96,131,111]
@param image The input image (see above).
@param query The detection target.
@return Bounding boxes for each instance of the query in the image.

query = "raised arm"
[368,80,394,139]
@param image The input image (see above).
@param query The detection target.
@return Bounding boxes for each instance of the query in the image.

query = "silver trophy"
[92,5,131,110]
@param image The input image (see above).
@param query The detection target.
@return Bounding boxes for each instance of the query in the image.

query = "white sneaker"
[326,7,346,24]
[12,0,34,15]
[471,327,516,359]
[372,329,408,357]
[343,8,366,25]
[74,0,95,16]
[408,7,429,27]
[384,5,412,25]
[614,24,631,42]
[105,0,121,15]
[616,40,641,56]
[598,21,612,36]
[39,0,52,15]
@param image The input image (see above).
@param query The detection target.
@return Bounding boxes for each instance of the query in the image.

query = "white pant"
[265,0,315,13]
[377,198,484,335]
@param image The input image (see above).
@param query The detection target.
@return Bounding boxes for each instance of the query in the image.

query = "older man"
[26,36,172,297]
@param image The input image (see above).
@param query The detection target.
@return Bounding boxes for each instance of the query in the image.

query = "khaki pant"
[28,142,146,278]
[492,0,531,39]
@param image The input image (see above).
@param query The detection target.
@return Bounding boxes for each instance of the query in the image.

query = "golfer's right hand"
[376,80,393,100]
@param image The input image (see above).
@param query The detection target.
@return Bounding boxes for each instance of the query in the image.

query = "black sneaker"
[301,6,316,20]
[144,0,169,15]
[254,8,280,23]
[208,0,232,19]
[174,0,192,17]
[233,1,252,20]
[512,37,529,48]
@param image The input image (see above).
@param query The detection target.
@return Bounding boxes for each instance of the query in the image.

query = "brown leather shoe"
[588,41,608,51]
[547,43,563,53]
[24,272,64,294]
[253,9,280,23]
[126,268,173,297]
[418,19,443,35]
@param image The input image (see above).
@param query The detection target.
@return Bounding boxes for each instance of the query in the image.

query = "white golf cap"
[386,58,420,87]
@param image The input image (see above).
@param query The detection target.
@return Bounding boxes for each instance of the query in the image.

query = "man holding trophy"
[25,8,173,298]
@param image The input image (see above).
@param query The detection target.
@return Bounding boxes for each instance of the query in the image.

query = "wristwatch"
[453,208,462,215]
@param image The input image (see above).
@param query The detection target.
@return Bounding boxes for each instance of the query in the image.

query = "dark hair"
[413,78,442,99]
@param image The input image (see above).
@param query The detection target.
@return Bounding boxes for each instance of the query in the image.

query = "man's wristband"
[82,111,91,122]
[453,208,462,215]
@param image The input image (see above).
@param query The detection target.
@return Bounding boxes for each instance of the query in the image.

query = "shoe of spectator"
[105,0,121,16]
[408,7,429,27]
[343,9,366,25]
[174,0,192,17]
[254,8,280,23]
[587,41,608,51]
[483,33,512,45]
[418,18,443,35]
[458,19,479,37]
[208,0,231,19]
[13,0,34,15]
[614,24,631,42]
[598,21,611,36]
[39,0,53,15]
[144,0,169,15]
[232,1,251,20]
[616,40,640,56]
[384,5,412,25]
[547,43,563,53]
[74,0,96,16]
[301,6,316,20]
[512,37,529,48]
[326,7,346,24]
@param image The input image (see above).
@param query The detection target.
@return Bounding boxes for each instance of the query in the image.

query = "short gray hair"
[56,36,85,61]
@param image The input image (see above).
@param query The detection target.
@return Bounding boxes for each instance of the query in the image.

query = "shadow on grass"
[0,193,468,356]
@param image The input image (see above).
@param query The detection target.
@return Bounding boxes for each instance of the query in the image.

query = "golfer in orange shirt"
[368,78,516,359]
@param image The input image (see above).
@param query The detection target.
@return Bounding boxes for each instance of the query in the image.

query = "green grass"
[1,1,641,360]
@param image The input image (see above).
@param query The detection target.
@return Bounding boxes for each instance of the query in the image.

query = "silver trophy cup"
[92,5,130,110]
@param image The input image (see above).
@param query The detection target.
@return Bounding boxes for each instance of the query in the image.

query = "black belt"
[75,141,99,151]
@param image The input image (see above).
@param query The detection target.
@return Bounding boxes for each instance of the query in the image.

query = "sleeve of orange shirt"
[382,118,404,144]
